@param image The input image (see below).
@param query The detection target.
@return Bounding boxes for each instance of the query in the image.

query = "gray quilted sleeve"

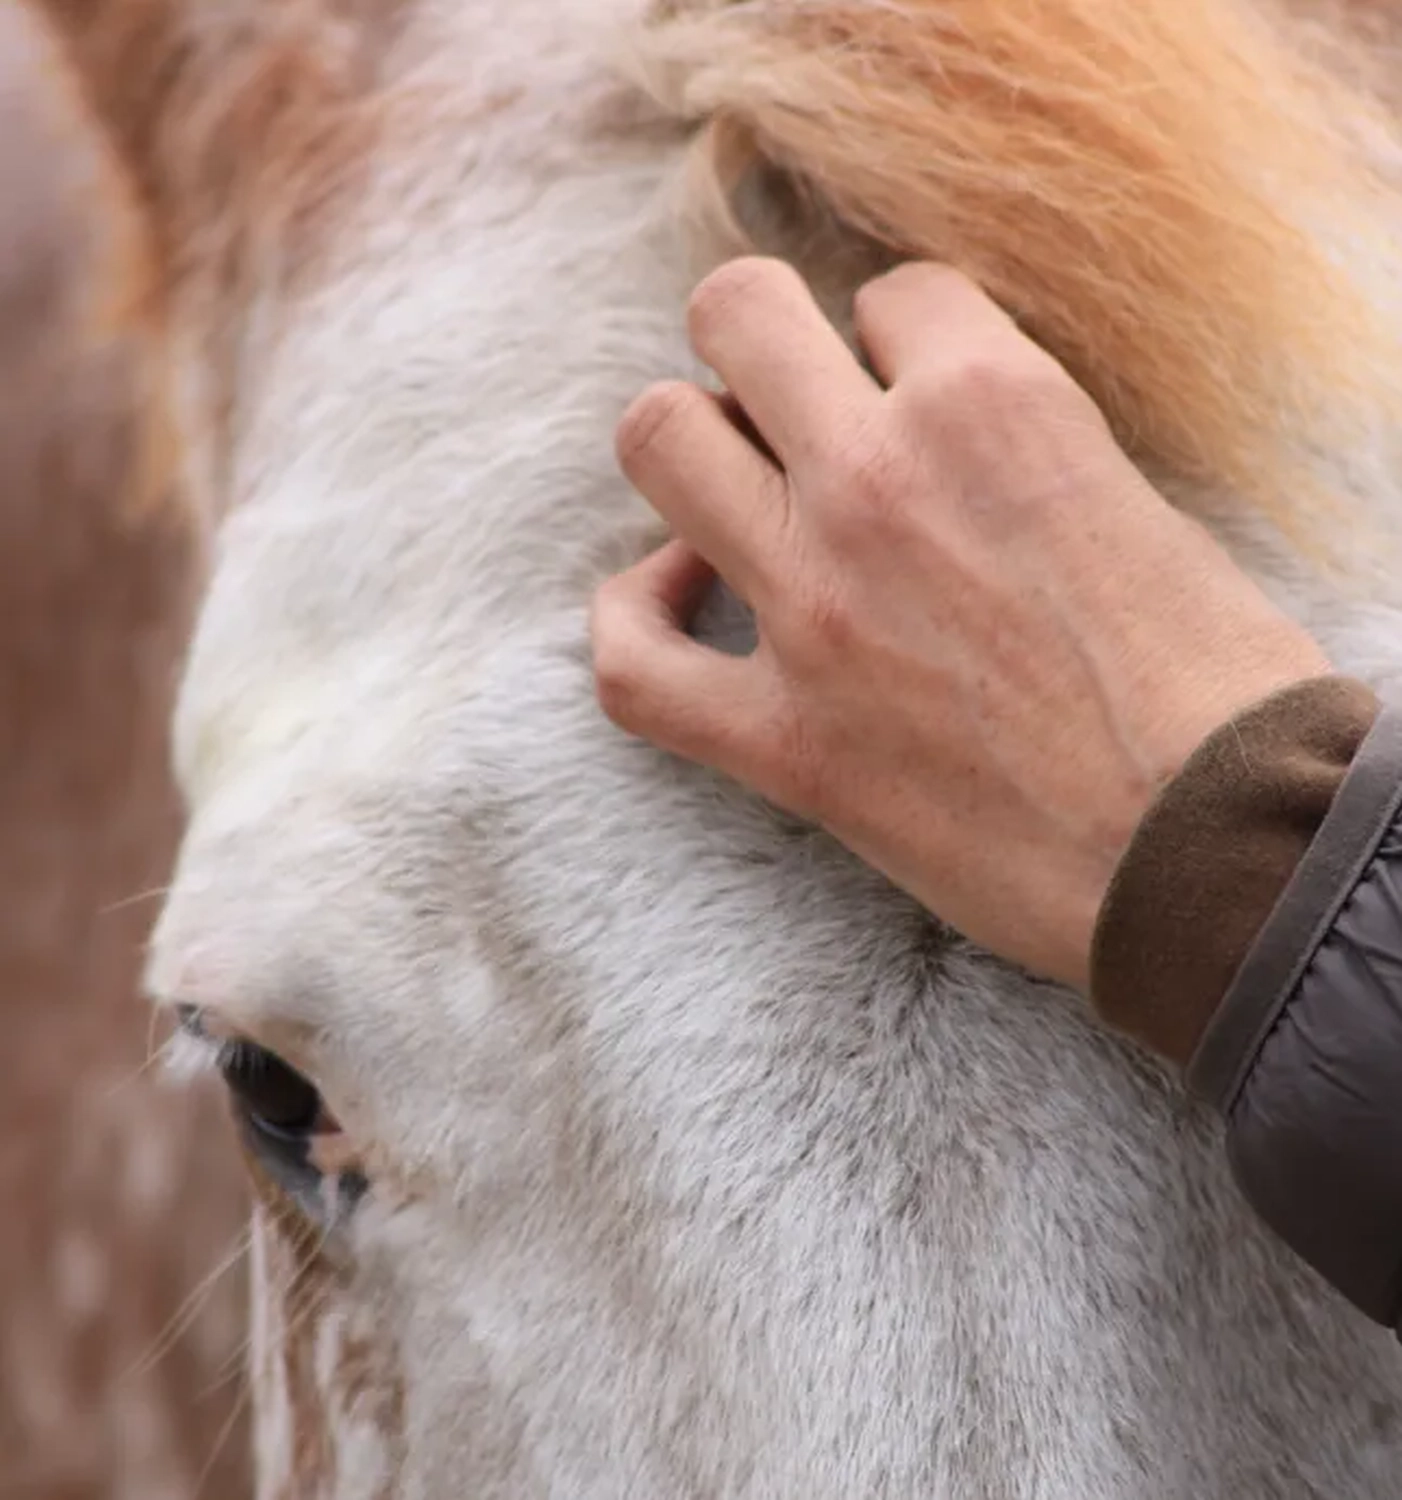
[1188,708,1402,1330]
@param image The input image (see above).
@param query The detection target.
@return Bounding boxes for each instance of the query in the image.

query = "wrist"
[1088,674,1380,1067]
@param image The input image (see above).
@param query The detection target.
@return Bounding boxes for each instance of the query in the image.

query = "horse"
[27,0,1402,1493]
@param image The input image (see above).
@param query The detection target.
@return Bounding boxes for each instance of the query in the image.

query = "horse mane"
[634,0,1402,541]
[30,0,1402,543]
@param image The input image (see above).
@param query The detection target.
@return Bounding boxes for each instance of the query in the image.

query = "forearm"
[1091,676,1402,1329]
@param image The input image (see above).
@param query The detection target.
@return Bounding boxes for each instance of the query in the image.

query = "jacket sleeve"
[1091,676,1402,1330]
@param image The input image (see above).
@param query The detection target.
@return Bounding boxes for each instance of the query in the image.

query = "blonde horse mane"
[635,0,1402,543]
[32,0,1402,542]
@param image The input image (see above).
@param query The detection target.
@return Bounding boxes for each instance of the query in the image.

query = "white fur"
[148,2,1402,1495]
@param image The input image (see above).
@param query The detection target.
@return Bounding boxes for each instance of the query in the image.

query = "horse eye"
[217,1040,325,1140]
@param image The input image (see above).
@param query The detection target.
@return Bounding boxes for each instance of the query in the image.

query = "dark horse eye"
[218,1040,323,1140]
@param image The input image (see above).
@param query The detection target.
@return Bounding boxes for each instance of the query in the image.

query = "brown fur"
[0,6,248,1494]
[637,0,1402,538]
[26,0,408,508]
[22,3,176,524]
[30,0,403,292]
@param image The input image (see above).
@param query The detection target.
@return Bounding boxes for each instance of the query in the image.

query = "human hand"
[591,258,1329,987]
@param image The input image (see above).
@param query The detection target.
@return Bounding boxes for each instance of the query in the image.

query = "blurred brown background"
[0,6,250,1496]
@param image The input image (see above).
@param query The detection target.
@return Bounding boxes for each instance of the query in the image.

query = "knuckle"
[687,255,800,346]
[829,420,916,524]
[915,349,1003,412]
[615,381,699,475]
[804,585,856,656]
[774,580,853,669]
[907,340,1059,423]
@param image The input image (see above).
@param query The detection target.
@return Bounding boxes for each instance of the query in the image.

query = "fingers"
[616,380,787,603]
[590,539,770,775]
[609,535,718,634]
[686,257,880,471]
[854,262,1018,387]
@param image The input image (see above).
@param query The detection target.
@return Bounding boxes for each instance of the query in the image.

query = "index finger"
[590,539,769,777]
[687,257,880,473]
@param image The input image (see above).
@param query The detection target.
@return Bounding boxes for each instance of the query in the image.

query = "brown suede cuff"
[1089,675,1381,1069]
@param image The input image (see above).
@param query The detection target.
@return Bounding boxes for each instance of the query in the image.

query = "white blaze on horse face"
[143,3,1402,1498]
